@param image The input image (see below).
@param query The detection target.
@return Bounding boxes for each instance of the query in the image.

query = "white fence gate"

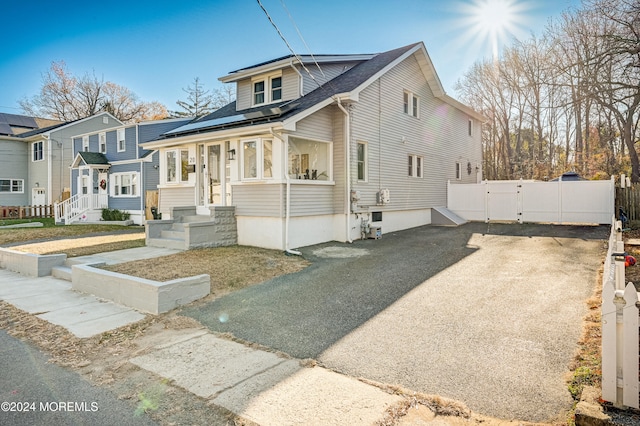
[447,178,615,224]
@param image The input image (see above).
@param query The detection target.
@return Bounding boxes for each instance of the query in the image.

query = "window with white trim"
[242,139,273,180]
[32,141,43,162]
[111,172,138,197]
[82,135,89,152]
[99,132,106,154]
[408,155,423,178]
[288,137,331,181]
[0,179,24,193]
[165,149,190,183]
[117,129,126,152]
[252,73,283,106]
[403,90,419,118]
[357,141,367,181]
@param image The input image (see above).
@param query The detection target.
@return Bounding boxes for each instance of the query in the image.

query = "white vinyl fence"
[447,178,615,224]
[601,219,639,409]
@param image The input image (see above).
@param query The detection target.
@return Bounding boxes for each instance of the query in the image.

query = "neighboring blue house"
[58,117,192,225]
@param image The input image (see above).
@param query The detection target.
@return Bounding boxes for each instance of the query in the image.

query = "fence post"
[622,282,639,408]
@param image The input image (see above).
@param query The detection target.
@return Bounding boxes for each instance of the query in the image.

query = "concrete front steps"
[147,206,237,250]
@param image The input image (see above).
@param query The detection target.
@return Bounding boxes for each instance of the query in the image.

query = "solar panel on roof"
[0,123,13,135]
[0,113,37,129]
[165,114,247,135]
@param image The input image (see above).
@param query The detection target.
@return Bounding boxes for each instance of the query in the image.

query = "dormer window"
[252,73,283,106]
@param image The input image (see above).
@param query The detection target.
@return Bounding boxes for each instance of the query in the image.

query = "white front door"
[207,144,223,205]
[32,188,46,205]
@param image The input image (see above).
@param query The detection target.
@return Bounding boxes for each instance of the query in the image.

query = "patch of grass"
[0,218,55,227]
[103,245,310,297]
[0,224,144,246]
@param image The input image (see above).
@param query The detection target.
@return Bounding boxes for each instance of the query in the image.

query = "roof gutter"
[335,97,353,243]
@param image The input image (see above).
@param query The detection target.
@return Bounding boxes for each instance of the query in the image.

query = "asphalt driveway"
[181,222,608,422]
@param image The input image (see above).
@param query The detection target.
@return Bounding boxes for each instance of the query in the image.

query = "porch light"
[227,149,236,161]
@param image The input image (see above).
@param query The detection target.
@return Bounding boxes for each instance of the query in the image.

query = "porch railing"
[54,193,108,224]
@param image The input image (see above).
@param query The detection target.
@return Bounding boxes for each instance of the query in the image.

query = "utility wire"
[255,0,327,94]
[278,0,326,79]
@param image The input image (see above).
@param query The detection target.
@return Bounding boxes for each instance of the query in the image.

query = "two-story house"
[60,117,192,224]
[141,42,484,251]
[0,112,121,208]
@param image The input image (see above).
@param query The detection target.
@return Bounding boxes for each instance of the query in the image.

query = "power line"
[255,0,325,93]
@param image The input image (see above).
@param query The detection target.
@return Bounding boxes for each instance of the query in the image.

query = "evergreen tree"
[171,77,215,118]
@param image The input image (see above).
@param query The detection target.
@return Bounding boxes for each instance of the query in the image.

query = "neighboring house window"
[408,155,423,178]
[403,90,419,118]
[82,136,89,152]
[117,129,126,152]
[242,139,273,180]
[32,141,43,162]
[456,162,462,180]
[99,132,106,154]
[111,172,138,197]
[165,149,190,183]
[288,137,331,181]
[0,179,24,193]
[357,141,367,181]
[468,119,473,137]
[252,73,283,106]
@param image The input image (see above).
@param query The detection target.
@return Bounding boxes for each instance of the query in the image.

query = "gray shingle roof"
[162,43,419,139]
[78,152,110,165]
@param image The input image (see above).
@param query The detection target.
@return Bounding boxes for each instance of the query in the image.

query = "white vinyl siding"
[159,186,196,218]
[348,53,482,210]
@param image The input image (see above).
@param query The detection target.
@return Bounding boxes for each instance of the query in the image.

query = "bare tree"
[20,61,167,123]
[171,77,215,118]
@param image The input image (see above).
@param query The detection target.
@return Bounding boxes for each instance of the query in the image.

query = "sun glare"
[460,0,529,60]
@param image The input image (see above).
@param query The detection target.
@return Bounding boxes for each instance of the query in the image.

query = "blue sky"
[0,0,581,115]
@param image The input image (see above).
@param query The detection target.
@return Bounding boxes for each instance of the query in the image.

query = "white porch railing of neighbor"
[601,218,639,409]
[447,177,614,224]
[54,194,108,224]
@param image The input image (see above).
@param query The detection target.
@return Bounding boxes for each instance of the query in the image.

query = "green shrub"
[101,208,131,221]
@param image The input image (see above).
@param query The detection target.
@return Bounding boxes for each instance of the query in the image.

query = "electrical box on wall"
[376,189,390,205]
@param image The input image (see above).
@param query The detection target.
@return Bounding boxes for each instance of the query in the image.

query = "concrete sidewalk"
[0,246,405,425]
[0,247,181,338]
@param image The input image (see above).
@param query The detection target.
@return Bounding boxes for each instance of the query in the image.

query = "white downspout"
[290,61,304,97]
[336,98,353,243]
[270,128,301,256]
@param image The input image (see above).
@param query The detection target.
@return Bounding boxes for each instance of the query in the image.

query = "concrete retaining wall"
[0,248,66,277]
[71,264,210,314]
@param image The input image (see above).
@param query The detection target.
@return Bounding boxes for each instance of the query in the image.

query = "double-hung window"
[99,132,106,154]
[403,90,419,118]
[357,141,367,181]
[408,155,423,178]
[165,149,190,183]
[242,139,273,180]
[117,129,126,152]
[32,141,43,162]
[252,73,283,106]
[111,172,138,197]
[0,179,24,193]
[82,136,89,152]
